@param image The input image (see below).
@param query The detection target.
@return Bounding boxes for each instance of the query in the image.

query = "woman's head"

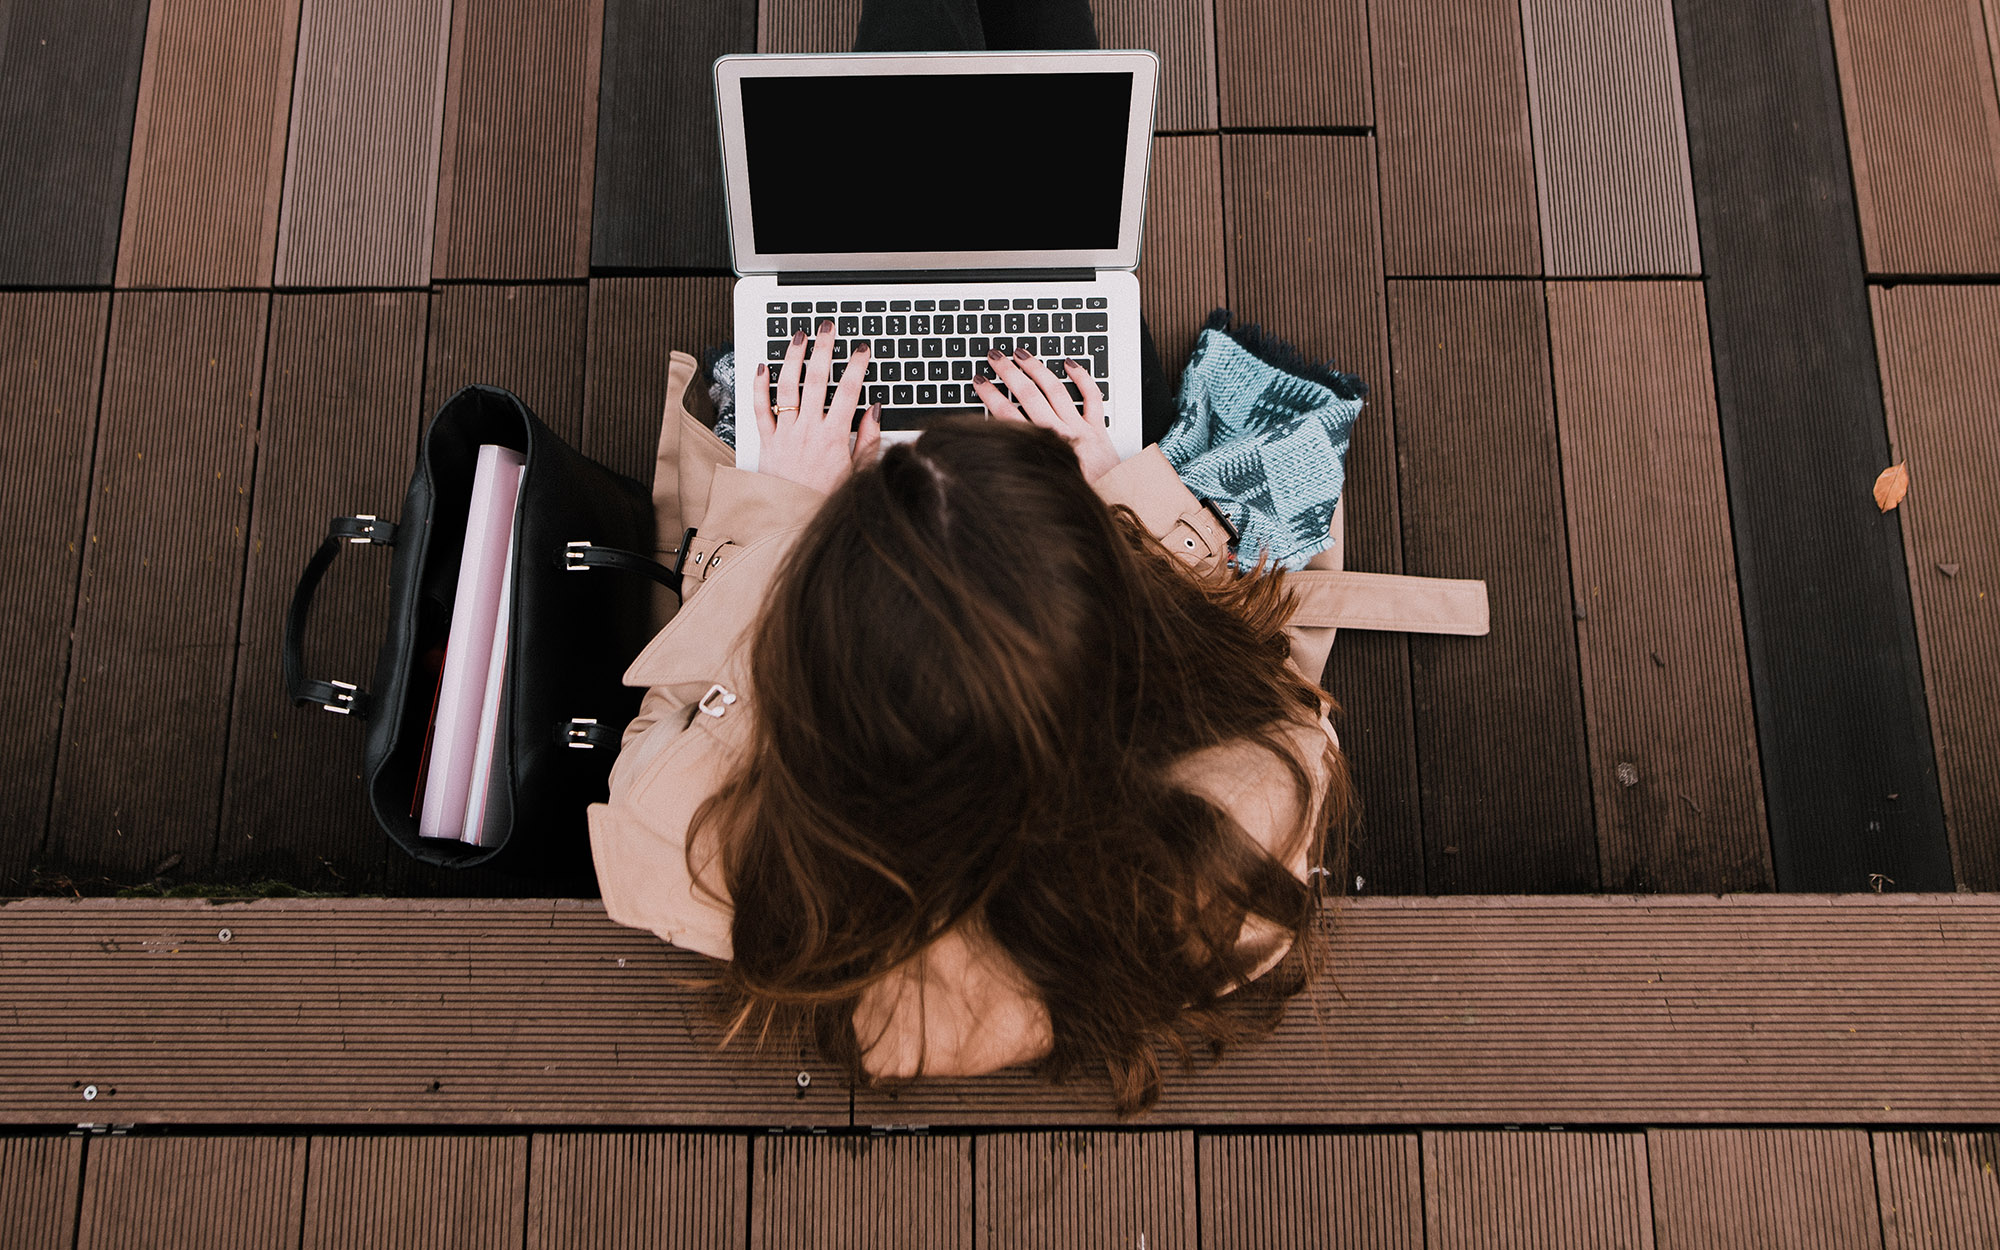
[699,419,1350,1113]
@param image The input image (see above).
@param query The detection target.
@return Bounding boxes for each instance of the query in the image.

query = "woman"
[589,323,1352,1114]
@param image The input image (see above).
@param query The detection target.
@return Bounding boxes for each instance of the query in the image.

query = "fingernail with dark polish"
[1014,347,1031,360]
[818,319,833,333]
[792,330,805,345]
[987,349,1002,361]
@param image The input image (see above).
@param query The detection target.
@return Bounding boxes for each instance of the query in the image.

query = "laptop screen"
[740,72,1133,257]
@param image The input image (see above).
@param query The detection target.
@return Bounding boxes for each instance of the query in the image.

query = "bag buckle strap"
[304,678,367,716]
[331,514,397,545]
[565,718,620,750]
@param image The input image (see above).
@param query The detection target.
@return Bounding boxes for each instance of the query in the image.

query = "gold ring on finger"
[775,405,798,414]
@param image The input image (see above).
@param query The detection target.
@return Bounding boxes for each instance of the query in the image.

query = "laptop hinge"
[775,268,1096,286]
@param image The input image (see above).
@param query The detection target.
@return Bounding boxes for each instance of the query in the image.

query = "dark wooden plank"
[1200,1133,1421,1249]
[529,1133,747,1250]
[582,276,735,485]
[303,1136,526,1249]
[1520,0,1700,275]
[432,0,602,280]
[0,1136,83,1249]
[1648,1130,1881,1248]
[1092,0,1216,132]
[1872,1132,2000,1249]
[592,0,755,272]
[1372,0,1540,276]
[756,0,858,52]
[0,0,151,285]
[77,1136,305,1249]
[1213,0,1367,128]
[1827,0,2000,274]
[0,295,109,892]
[1546,281,1769,892]
[752,1136,970,1249]
[44,293,266,883]
[979,1132,1194,1249]
[115,0,300,288]
[425,283,589,444]
[1221,134,1421,894]
[1671,0,1952,890]
[1388,280,1594,893]
[215,293,427,891]
[274,0,452,287]
[1137,135,1225,380]
[1424,1131,1652,1249]
[1870,286,2000,889]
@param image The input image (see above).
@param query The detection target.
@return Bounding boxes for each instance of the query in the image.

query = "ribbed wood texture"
[1424,1131,1653,1249]
[432,0,602,279]
[979,1132,1195,1249]
[752,1135,970,1249]
[1137,136,1225,379]
[1520,0,1699,275]
[0,900,848,1125]
[529,1133,748,1250]
[1387,280,1594,893]
[1545,282,1769,893]
[44,293,266,881]
[1873,1132,2000,1250]
[274,0,452,287]
[1092,0,1215,132]
[303,1136,527,1249]
[1869,285,2000,889]
[1200,1133,1422,1249]
[0,0,152,285]
[1373,0,1540,275]
[425,284,589,447]
[216,293,427,890]
[1648,1129,1882,1249]
[1827,0,2000,273]
[0,295,108,890]
[0,1136,83,1249]
[593,0,755,272]
[77,1136,306,1249]
[1213,0,1366,127]
[584,277,736,484]
[756,0,859,52]
[1222,134,1420,893]
[115,0,301,287]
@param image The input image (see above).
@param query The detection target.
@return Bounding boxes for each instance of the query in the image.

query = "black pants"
[852,0,1178,445]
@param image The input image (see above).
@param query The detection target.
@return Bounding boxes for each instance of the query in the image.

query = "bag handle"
[562,539,685,597]
[284,515,398,716]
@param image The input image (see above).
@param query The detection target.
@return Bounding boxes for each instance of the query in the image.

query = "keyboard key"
[816,300,836,313]
[840,300,861,312]
[891,300,911,311]
[938,298,960,311]
[866,300,887,312]
[1064,381,1083,403]
[833,339,849,359]
[899,338,920,357]
[1064,335,1085,356]
[1040,336,1061,356]
[927,360,949,381]
[1087,335,1109,354]
[790,316,811,335]
[922,338,943,357]
[893,384,914,405]
[886,314,907,334]
[1076,311,1108,332]
[909,314,930,334]
[865,362,880,382]
[941,384,962,403]
[945,338,966,357]
[767,340,787,360]
[992,336,1013,355]
[792,301,812,312]
[1086,297,1107,308]
[880,361,901,381]
[1061,297,1083,308]
[976,359,997,379]
[869,384,890,405]
[1037,297,1058,309]
[964,299,985,310]
[874,338,894,357]
[1005,313,1025,333]
[766,301,786,313]
[914,299,935,311]
[1028,313,1049,333]
[1013,298,1036,309]
[863,315,883,335]
[916,384,937,404]
[969,337,990,355]
[838,316,859,336]
[981,313,1001,333]
[1092,353,1109,378]
[767,317,787,337]
[952,359,973,380]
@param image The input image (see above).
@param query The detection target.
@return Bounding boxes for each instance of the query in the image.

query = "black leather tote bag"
[283,384,679,882]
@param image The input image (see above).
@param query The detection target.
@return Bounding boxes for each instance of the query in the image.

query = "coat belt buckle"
[697,684,738,718]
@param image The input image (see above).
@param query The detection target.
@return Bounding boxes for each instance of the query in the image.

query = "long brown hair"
[693,420,1351,1113]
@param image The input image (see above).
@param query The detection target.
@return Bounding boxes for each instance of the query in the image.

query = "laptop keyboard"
[764,294,1111,429]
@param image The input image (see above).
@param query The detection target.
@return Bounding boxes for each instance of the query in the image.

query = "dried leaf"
[1873,461,1909,512]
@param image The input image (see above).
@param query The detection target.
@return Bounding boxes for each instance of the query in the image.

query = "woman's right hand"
[972,347,1121,483]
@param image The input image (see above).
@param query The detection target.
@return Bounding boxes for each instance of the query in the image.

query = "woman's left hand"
[755,319,882,493]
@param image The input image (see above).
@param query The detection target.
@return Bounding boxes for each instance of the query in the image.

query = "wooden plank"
[0,899,850,1126]
[1222,134,1421,893]
[215,293,427,891]
[303,1136,526,1249]
[1869,286,2000,889]
[1546,282,1769,892]
[1137,135,1225,380]
[529,1133,747,1250]
[1199,1133,1421,1248]
[1372,0,1540,276]
[1648,1129,1881,1249]
[583,277,736,485]
[274,0,452,287]
[1387,280,1595,893]
[593,0,755,272]
[425,284,589,446]
[44,293,266,882]
[0,0,151,285]
[0,295,109,891]
[1827,0,2000,274]
[1092,0,1216,132]
[978,1132,1195,1249]
[1520,0,1699,275]
[1424,1131,1653,1249]
[1672,0,1952,891]
[1213,0,1367,128]
[432,0,602,280]
[115,0,301,288]
[1872,1132,2000,1249]
[756,0,859,52]
[751,1135,970,1249]
[848,894,2000,1126]
[0,1136,84,1249]
[77,1136,306,1249]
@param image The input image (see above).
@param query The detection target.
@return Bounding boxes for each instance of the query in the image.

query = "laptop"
[714,50,1160,471]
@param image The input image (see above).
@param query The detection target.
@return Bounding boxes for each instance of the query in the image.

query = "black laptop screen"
[740,72,1133,255]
